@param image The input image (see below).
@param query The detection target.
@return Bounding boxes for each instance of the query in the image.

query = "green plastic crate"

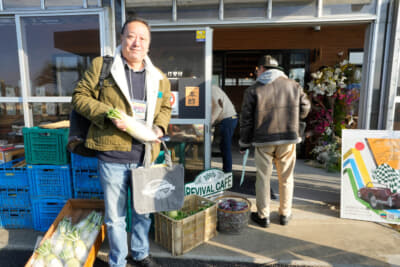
[23,127,69,165]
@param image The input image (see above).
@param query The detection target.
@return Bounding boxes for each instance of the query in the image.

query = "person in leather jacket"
[239,55,310,227]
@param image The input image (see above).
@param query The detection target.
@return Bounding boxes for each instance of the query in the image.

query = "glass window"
[397,57,400,96]
[225,78,236,86]
[290,53,305,65]
[45,0,83,9]
[32,102,72,125]
[0,18,23,145]
[349,51,364,65]
[126,0,171,21]
[272,0,316,18]
[115,0,123,43]
[289,68,305,87]
[0,18,21,97]
[224,0,267,19]
[177,0,219,20]
[89,0,100,7]
[150,31,206,119]
[238,78,254,86]
[21,15,100,97]
[394,103,400,130]
[167,124,205,173]
[0,103,24,145]
[323,0,376,16]
[4,0,41,9]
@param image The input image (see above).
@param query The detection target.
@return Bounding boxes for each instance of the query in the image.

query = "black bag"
[67,56,114,157]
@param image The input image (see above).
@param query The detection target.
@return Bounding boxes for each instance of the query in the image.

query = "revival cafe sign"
[184,168,233,197]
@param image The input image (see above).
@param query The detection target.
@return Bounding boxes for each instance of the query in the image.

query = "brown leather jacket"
[239,76,310,148]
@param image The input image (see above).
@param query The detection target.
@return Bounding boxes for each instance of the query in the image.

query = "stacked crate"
[0,157,33,229]
[71,154,135,232]
[23,127,71,231]
[71,153,103,199]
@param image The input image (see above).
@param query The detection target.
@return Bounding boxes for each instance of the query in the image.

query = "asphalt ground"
[2,249,263,267]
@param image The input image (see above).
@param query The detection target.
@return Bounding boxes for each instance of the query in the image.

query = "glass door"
[150,28,213,179]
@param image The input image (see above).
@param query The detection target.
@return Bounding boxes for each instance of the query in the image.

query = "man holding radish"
[72,18,171,267]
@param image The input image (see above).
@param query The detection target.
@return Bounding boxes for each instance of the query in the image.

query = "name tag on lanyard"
[132,100,147,120]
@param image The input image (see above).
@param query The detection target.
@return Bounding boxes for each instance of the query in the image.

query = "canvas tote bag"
[131,141,184,214]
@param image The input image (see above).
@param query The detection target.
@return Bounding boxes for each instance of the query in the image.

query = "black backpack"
[67,56,114,157]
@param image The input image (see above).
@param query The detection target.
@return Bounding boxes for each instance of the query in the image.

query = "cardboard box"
[0,146,25,164]
[154,194,217,256]
[25,199,106,267]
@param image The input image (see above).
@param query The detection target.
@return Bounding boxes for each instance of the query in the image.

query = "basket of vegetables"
[25,199,106,267]
[154,194,217,256]
[216,195,251,234]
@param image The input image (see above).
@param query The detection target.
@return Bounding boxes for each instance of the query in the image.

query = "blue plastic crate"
[74,189,104,200]
[31,198,67,232]
[0,187,31,208]
[23,127,69,165]
[0,208,33,229]
[28,164,72,198]
[72,169,102,191]
[0,158,28,187]
[71,153,98,170]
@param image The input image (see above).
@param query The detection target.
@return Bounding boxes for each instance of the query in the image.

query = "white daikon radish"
[107,109,158,143]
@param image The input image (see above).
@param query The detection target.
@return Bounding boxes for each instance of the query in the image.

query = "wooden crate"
[154,194,217,256]
[25,199,106,267]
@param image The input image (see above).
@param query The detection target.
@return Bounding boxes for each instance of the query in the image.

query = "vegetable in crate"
[31,211,103,267]
[164,203,214,220]
[50,217,73,256]
[167,210,178,219]
[33,240,63,267]
[106,109,159,143]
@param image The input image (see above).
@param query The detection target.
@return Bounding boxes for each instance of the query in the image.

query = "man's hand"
[153,125,164,144]
[111,111,128,132]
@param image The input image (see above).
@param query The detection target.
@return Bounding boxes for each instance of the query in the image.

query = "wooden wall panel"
[213,25,366,72]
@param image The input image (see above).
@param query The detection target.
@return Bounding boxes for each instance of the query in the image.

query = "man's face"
[121,21,150,65]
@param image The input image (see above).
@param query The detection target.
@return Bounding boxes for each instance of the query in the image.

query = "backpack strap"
[98,55,114,89]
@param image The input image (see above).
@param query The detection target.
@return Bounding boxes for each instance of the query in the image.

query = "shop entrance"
[212,49,310,147]
[211,25,366,158]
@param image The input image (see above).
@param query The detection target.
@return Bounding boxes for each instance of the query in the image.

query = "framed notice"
[178,77,205,119]
[341,129,400,224]
[185,86,199,107]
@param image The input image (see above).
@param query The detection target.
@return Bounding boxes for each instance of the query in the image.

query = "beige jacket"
[211,85,237,125]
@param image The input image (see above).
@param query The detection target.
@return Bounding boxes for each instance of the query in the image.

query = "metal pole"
[15,15,34,127]
[360,0,382,129]
[172,0,177,22]
[383,0,400,129]
[204,27,213,170]
[317,0,323,18]
[219,0,223,21]
[267,0,272,19]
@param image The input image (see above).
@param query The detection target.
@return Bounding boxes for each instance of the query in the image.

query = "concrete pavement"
[1,154,400,266]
